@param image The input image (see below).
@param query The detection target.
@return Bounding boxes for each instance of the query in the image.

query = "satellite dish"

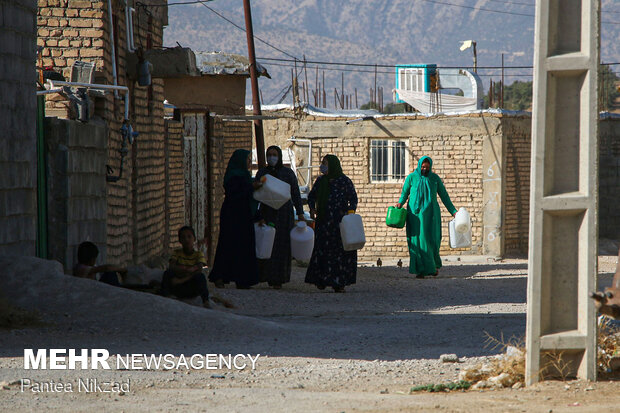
[460,40,473,51]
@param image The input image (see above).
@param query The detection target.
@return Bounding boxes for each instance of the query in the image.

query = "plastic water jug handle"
[261,176,267,183]
[348,210,355,214]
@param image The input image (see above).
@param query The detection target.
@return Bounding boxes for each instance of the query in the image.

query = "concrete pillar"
[482,133,505,257]
[526,0,599,384]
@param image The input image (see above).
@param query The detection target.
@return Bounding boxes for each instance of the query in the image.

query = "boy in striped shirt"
[162,226,211,308]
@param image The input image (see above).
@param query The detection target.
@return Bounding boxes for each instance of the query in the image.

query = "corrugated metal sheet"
[195,51,270,77]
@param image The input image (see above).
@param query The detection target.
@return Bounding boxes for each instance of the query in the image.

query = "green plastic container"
[386,206,407,228]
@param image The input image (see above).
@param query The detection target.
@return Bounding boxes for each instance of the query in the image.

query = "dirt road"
[0,255,618,412]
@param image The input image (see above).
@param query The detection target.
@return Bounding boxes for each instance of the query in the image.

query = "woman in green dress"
[395,156,457,278]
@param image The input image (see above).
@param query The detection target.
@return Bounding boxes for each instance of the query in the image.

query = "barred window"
[370,140,408,182]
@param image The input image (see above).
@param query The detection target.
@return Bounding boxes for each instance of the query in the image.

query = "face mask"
[421,169,429,177]
[319,164,328,174]
[267,156,279,167]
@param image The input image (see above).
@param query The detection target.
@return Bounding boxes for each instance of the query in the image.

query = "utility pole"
[243,0,265,168]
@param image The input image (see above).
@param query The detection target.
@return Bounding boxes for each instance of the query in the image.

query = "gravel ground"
[0,254,618,412]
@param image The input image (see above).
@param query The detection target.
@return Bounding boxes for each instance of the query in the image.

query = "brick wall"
[164,119,185,251]
[0,0,38,256]
[503,117,532,255]
[308,124,485,261]
[45,118,108,269]
[37,0,170,264]
[207,118,253,264]
[598,117,620,240]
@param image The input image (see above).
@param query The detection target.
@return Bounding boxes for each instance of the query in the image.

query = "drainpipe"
[36,95,48,259]
[107,0,119,98]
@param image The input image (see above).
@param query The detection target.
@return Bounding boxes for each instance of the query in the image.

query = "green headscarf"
[224,149,251,186]
[223,149,257,214]
[411,156,433,214]
[316,154,344,222]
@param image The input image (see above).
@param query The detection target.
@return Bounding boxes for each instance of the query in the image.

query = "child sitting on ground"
[73,241,126,286]
[162,226,211,309]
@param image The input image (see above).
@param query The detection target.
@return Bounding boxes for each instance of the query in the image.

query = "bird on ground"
[377,258,382,267]
[397,259,403,268]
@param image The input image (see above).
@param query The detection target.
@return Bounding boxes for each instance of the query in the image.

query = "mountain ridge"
[163,0,620,106]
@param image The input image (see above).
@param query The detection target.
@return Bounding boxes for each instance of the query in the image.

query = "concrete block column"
[526,0,599,384]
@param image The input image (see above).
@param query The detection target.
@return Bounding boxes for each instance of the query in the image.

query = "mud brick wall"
[0,0,38,256]
[599,117,620,240]
[503,117,532,255]
[207,118,253,264]
[164,119,185,251]
[37,0,169,264]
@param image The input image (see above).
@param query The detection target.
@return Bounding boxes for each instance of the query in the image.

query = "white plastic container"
[449,219,472,248]
[253,174,291,210]
[290,221,314,261]
[340,210,366,251]
[254,223,276,259]
[454,207,471,234]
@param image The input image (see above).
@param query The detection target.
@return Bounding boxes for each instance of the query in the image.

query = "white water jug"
[253,174,291,209]
[254,223,276,259]
[340,210,366,251]
[454,207,471,234]
[449,219,471,248]
[290,221,314,261]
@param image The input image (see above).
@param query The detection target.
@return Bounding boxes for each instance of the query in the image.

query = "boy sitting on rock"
[162,226,211,309]
[73,241,126,286]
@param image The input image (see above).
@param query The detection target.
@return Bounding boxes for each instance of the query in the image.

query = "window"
[398,68,425,92]
[370,140,408,182]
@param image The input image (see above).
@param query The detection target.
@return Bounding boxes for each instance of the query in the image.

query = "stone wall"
[0,0,38,256]
[37,0,171,264]
[45,118,108,269]
[596,117,620,241]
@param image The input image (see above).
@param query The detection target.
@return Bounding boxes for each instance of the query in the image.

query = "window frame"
[369,139,409,183]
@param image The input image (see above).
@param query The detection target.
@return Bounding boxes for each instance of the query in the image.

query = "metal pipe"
[107,0,119,98]
[36,95,48,259]
[36,88,63,95]
[47,79,129,120]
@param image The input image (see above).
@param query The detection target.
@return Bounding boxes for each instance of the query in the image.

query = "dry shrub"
[460,332,526,387]
[539,351,573,381]
[0,295,41,329]
[597,316,620,378]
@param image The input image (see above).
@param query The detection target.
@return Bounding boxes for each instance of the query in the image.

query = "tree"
[599,65,620,112]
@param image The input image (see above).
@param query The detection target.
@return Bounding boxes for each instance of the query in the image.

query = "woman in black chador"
[209,149,261,289]
[305,154,358,293]
[255,145,304,289]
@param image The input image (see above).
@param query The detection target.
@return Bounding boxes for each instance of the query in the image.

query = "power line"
[258,56,534,70]
[145,0,215,7]
[415,0,620,24]
[258,60,534,78]
[416,0,534,17]
[197,3,300,60]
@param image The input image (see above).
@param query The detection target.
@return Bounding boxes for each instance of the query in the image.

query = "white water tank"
[454,207,471,234]
[290,221,314,261]
[253,174,291,209]
[255,223,276,259]
[340,210,366,251]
